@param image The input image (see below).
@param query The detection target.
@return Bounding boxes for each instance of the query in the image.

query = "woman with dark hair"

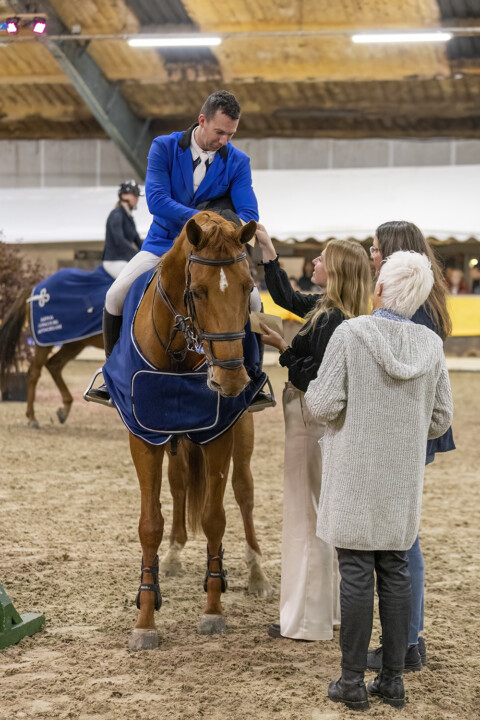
[368,220,455,673]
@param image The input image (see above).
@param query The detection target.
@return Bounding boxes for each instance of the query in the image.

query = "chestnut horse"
[125,211,271,650]
[0,288,103,428]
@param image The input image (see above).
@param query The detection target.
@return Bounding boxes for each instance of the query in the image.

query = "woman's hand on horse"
[255,224,277,262]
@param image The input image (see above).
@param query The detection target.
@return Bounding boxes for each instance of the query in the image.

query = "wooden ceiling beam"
[7,0,154,178]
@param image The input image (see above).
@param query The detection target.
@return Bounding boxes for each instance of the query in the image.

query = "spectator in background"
[297,258,316,291]
[470,263,480,294]
[444,266,469,295]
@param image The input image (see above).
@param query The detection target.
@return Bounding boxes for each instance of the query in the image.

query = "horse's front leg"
[160,441,189,576]
[232,413,273,597]
[197,430,233,635]
[128,433,165,651]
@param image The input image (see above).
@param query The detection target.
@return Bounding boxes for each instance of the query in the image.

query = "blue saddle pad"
[29,266,113,346]
[103,270,267,446]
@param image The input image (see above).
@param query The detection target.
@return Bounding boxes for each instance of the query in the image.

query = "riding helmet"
[118,179,143,197]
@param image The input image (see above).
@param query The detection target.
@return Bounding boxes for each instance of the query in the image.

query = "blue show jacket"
[142,124,259,256]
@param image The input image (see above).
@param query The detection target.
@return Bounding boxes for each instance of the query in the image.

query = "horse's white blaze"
[219,268,228,292]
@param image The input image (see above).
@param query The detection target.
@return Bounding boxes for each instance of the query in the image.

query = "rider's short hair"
[200,91,241,121]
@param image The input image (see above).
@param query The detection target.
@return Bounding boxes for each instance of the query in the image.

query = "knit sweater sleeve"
[304,324,348,422]
[428,358,454,439]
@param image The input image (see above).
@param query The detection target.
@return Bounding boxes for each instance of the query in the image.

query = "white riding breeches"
[102,260,129,279]
[105,250,160,315]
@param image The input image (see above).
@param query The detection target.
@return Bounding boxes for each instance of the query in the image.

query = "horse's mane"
[180,211,242,256]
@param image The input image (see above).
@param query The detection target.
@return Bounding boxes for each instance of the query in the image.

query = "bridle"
[154,250,248,371]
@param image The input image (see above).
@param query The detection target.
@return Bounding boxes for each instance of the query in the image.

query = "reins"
[153,250,248,371]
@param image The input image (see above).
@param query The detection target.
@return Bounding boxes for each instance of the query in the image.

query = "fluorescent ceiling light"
[352,32,453,44]
[128,36,222,48]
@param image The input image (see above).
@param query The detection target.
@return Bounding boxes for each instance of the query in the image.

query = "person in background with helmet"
[102,180,143,279]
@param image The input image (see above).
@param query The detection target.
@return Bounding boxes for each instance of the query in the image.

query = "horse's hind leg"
[197,431,233,635]
[129,433,165,651]
[232,413,273,597]
[160,442,189,576]
[45,341,85,423]
[26,345,52,428]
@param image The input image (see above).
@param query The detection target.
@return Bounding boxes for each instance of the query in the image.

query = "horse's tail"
[0,287,31,380]
[186,443,206,535]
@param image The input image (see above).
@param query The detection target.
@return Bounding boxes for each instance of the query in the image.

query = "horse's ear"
[238,220,257,245]
[185,218,203,247]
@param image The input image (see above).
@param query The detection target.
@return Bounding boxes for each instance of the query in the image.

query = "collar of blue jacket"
[179,123,229,159]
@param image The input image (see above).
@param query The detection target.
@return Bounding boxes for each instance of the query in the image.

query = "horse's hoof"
[197,614,226,635]
[160,561,183,577]
[27,419,40,430]
[248,576,274,598]
[128,628,159,651]
[57,407,68,424]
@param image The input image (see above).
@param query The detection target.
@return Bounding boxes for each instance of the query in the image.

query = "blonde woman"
[255,225,371,641]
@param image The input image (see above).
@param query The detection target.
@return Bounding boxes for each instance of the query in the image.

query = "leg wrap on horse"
[203,545,228,593]
[136,555,162,611]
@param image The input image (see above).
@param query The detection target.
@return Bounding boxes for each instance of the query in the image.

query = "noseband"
[155,250,248,371]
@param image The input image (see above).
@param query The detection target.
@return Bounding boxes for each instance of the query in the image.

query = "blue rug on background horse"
[103,270,267,446]
[29,266,113,346]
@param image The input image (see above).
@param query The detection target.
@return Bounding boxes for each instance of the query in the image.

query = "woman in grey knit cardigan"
[305,251,453,711]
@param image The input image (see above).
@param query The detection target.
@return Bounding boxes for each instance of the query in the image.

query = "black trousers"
[337,548,411,674]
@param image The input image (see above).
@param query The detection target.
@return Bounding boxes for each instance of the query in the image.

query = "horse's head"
[184,212,257,397]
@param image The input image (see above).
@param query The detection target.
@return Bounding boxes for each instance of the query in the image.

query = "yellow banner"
[260,293,480,337]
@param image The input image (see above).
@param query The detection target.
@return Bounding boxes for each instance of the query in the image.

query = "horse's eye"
[192,288,206,300]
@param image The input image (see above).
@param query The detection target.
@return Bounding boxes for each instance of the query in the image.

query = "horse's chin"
[207,371,249,398]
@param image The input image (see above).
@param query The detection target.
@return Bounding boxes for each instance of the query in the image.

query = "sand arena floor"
[0,361,479,720]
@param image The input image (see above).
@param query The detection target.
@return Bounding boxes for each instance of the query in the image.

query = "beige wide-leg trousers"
[279,382,340,640]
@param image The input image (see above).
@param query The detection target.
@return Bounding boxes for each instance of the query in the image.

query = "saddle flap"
[132,370,220,434]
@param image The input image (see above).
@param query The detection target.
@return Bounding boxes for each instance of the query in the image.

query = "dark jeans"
[337,548,411,674]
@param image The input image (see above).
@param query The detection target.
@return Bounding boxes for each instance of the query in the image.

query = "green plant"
[0,242,45,371]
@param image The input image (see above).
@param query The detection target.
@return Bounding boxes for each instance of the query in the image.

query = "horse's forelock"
[186,213,241,255]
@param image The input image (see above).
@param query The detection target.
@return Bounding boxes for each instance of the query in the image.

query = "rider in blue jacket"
[87,91,272,409]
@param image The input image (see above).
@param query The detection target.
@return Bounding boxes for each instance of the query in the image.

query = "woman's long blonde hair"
[300,238,371,334]
[376,221,452,339]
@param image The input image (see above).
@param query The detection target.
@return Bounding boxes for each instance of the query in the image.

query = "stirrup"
[248,377,276,413]
[83,368,113,407]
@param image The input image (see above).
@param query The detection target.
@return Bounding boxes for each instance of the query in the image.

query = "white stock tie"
[193,153,210,193]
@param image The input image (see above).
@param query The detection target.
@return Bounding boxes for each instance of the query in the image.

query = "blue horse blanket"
[29,266,113,346]
[103,270,267,446]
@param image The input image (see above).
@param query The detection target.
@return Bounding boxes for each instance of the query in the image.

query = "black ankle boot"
[367,635,423,673]
[367,668,405,708]
[328,669,369,712]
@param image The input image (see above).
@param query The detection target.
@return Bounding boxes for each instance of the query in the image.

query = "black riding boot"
[84,309,122,405]
[367,667,405,708]
[328,669,369,712]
